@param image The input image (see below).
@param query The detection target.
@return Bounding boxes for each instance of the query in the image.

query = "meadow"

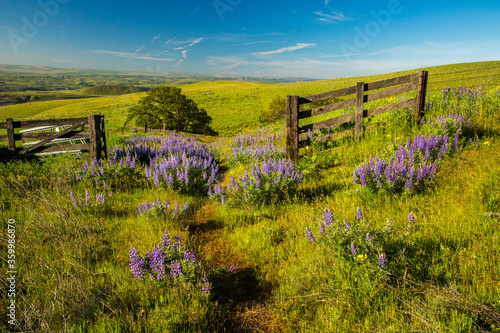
[0,61,500,332]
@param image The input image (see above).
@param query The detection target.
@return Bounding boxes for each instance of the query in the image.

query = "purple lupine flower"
[378,253,386,267]
[221,196,226,205]
[173,203,179,214]
[319,224,325,234]
[109,190,113,197]
[70,192,78,207]
[350,243,357,255]
[147,246,166,280]
[306,227,315,242]
[85,190,90,206]
[323,209,333,226]
[183,202,188,210]
[138,204,143,214]
[229,264,235,273]
[344,221,351,229]
[366,233,372,242]
[173,234,182,250]
[408,212,414,223]
[170,260,183,278]
[356,207,363,220]
[202,276,210,294]
[129,246,146,280]
[96,193,105,204]
[183,249,197,265]
[162,232,170,250]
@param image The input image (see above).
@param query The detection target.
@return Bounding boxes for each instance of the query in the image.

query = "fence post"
[355,82,365,140]
[99,114,107,160]
[88,114,102,160]
[6,118,16,152]
[415,70,429,121]
[286,95,299,160]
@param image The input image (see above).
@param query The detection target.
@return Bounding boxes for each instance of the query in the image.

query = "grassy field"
[1,61,500,332]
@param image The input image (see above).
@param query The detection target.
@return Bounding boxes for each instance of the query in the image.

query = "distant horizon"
[1,0,499,79]
[2,60,499,84]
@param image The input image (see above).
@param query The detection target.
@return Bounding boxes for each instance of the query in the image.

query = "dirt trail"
[188,201,284,332]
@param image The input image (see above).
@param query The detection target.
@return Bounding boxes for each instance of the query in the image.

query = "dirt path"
[188,201,284,332]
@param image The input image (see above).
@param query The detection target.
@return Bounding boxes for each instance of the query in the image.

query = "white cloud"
[151,34,161,44]
[234,40,272,46]
[163,38,175,46]
[314,10,352,23]
[90,49,175,61]
[174,37,204,50]
[252,43,316,56]
[174,50,190,67]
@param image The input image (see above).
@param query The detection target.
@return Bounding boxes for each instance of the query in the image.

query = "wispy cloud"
[174,37,204,50]
[90,49,175,61]
[314,10,352,23]
[163,38,175,46]
[123,44,146,64]
[234,40,271,46]
[252,43,316,56]
[151,34,161,44]
[175,50,189,67]
[189,5,201,16]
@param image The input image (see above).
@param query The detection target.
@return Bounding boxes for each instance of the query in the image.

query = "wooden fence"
[286,70,429,159]
[0,114,107,159]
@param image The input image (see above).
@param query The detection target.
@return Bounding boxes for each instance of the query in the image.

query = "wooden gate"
[0,114,107,159]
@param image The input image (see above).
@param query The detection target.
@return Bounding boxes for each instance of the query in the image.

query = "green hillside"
[1,61,499,136]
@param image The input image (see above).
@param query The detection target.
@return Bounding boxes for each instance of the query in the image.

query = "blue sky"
[0,0,499,79]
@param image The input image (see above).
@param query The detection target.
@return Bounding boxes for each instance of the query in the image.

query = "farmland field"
[1,61,500,332]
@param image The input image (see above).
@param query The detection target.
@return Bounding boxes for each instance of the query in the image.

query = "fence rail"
[0,114,107,159]
[286,70,428,159]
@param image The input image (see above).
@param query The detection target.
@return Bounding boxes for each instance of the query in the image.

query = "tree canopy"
[126,86,217,136]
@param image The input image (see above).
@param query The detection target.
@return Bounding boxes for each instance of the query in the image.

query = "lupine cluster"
[75,133,220,195]
[227,129,285,165]
[129,231,210,294]
[305,208,418,270]
[137,198,188,216]
[353,131,463,192]
[209,158,304,205]
[443,87,482,100]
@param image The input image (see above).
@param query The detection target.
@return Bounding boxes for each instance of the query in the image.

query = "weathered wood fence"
[0,114,107,159]
[286,70,429,159]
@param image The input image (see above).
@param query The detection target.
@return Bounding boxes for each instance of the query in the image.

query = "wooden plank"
[355,82,365,140]
[299,113,355,133]
[15,131,89,141]
[300,85,357,104]
[365,73,419,92]
[366,98,417,118]
[286,96,300,159]
[22,121,86,154]
[17,117,88,129]
[28,143,90,154]
[365,81,418,103]
[299,97,356,119]
[6,118,16,151]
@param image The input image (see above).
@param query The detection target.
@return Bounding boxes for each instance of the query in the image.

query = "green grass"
[1,62,500,332]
